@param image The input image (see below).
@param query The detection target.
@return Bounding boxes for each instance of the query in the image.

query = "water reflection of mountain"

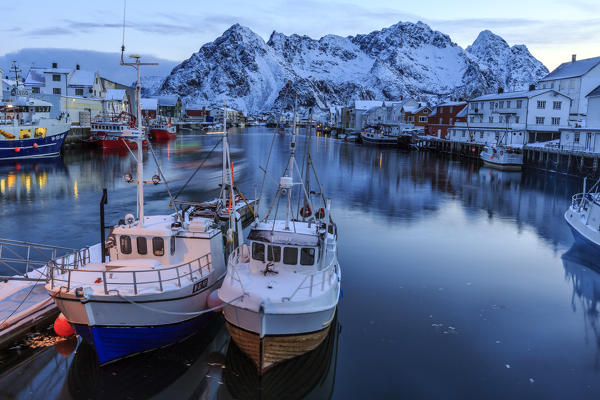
[65,315,228,399]
[220,319,339,400]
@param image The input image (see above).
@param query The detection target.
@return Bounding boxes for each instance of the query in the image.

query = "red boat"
[90,112,147,150]
[149,118,176,140]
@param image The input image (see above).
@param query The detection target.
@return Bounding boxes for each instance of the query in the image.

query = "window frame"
[152,237,165,257]
[283,247,299,265]
[252,242,265,262]
[136,236,147,255]
[120,235,132,255]
[267,245,281,262]
[300,247,316,266]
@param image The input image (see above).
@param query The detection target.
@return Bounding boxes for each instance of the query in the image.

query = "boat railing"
[283,261,338,302]
[571,192,599,210]
[227,246,247,293]
[48,253,212,295]
[0,238,83,281]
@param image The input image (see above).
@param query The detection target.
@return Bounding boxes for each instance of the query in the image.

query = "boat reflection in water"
[0,158,67,198]
[65,315,229,399]
[220,317,340,400]
[562,245,600,369]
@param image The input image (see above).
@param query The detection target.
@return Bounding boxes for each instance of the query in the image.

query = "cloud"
[25,27,73,37]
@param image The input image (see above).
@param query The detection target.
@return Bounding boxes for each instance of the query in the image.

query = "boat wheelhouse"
[480,143,523,171]
[565,178,600,252]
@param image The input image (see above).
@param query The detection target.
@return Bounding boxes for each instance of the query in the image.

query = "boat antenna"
[284,96,298,230]
[121,0,127,64]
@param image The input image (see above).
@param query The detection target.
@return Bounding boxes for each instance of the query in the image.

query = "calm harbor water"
[0,127,599,399]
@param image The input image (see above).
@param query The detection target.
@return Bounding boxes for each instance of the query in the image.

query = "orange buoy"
[14,147,20,152]
[54,313,75,337]
[33,143,38,149]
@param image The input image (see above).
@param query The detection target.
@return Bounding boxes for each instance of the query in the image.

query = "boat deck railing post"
[102,271,108,294]
[132,271,138,295]
[158,269,163,292]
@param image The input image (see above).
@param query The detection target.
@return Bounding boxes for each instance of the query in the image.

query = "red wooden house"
[426,101,467,139]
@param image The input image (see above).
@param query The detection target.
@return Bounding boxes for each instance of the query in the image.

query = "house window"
[537,101,546,109]
[283,247,298,265]
[550,82,555,89]
[53,88,61,95]
[32,87,40,94]
[52,74,61,81]
[499,101,504,109]
[489,102,493,110]
[574,133,580,143]
[499,116,503,123]
[536,117,545,124]
[152,237,165,256]
[516,100,523,108]
[480,132,484,139]
[170,235,175,255]
[495,133,500,141]
[552,117,560,125]
[419,116,427,123]
[449,118,453,125]
[470,116,474,123]
[461,131,465,137]
[553,101,561,110]
[75,88,83,96]
[506,100,511,108]
[515,116,520,123]
[136,237,147,255]
[120,236,132,255]
[449,106,453,113]
[480,102,484,110]
[489,116,494,123]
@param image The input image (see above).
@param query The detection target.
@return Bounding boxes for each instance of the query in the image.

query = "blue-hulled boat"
[0,98,69,160]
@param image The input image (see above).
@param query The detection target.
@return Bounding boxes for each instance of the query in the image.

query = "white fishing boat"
[218,103,341,373]
[44,45,234,363]
[480,132,523,171]
[565,178,600,252]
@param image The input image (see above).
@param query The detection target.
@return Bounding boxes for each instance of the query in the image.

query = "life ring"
[300,206,312,217]
[315,207,325,219]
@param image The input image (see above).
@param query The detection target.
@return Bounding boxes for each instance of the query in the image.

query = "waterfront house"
[340,100,384,131]
[448,88,571,145]
[538,55,600,126]
[24,63,70,96]
[155,96,182,119]
[185,104,211,121]
[559,85,600,152]
[67,67,102,98]
[426,101,467,139]
[403,105,432,128]
[141,98,158,119]
[102,89,130,115]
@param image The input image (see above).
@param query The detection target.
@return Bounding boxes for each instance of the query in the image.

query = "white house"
[448,88,571,145]
[67,68,102,98]
[102,89,129,115]
[24,63,71,96]
[538,55,600,126]
[559,85,600,152]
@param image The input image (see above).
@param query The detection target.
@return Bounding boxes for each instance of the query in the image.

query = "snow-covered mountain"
[160,22,548,114]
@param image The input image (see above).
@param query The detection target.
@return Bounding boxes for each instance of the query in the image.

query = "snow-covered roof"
[104,89,126,101]
[43,68,72,74]
[1,78,17,88]
[24,68,45,86]
[540,56,600,82]
[456,107,468,118]
[69,70,96,87]
[186,104,206,110]
[403,105,418,113]
[354,100,384,110]
[155,96,179,107]
[471,89,569,101]
[438,101,466,107]
[587,85,600,98]
[141,98,158,110]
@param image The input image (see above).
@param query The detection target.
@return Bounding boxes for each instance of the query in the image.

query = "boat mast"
[285,96,298,230]
[120,0,157,227]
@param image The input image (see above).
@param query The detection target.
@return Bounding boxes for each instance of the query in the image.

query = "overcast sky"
[2,0,599,70]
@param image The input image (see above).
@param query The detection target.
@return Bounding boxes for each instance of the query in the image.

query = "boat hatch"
[251,241,317,266]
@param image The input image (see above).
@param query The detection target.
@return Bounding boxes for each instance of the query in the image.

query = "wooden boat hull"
[225,321,330,373]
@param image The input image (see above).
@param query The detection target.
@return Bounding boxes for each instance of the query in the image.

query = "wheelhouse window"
[283,247,298,265]
[252,242,265,261]
[120,235,132,254]
[267,245,281,262]
[136,237,147,255]
[300,248,316,265]
[152,237,165,256]
[170,235,176,255]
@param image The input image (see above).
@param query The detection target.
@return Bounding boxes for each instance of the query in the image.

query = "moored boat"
[360,128,397,146]
[149,117,176,140]
[218,103,341,373]
[90,113,148,150]
[0,99,69,161]
[480,140,523,170]
[565,178,600,252]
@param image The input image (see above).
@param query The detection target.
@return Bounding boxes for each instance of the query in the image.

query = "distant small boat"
[480,144,523,171]
[360,129,397,146]
[90,113,147,150]
[565,178,600,252]
[149,117,176,140]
